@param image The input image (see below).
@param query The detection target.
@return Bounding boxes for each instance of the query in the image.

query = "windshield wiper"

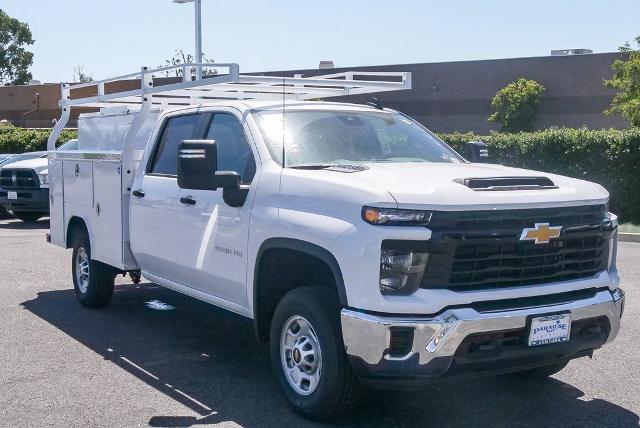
[288,163,337,170]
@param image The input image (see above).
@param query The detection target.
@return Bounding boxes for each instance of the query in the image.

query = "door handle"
[180,195,197,206]
[132,189,145,198]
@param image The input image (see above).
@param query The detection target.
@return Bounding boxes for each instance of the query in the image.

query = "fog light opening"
[388,327,415,358]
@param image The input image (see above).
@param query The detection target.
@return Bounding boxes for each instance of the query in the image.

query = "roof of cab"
[162,99,388,116]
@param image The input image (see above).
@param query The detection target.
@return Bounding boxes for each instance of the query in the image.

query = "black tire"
[12,211,45,222]
[270,286,360,420]
[0,206,11,219]
[514,361,569,378]
[71,228,116,308]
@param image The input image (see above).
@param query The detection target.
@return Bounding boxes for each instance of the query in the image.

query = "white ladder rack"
[47,63,411,150]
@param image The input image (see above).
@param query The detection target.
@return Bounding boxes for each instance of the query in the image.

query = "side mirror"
[178,140,218,190]
[465,141,489,163]
[178,139,241,191]
[177,139,249,207]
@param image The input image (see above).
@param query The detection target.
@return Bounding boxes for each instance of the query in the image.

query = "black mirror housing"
[178,140,219,190]
[177,139,249,207]
[465,141,489,163]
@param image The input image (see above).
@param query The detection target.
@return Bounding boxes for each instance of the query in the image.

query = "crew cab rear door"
[129,113,201,282]
[176,109,257,309]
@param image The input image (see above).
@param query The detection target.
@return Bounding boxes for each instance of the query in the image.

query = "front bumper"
[341,288,624,386]
[0,187,49,212]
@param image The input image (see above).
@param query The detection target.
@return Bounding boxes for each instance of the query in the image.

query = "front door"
[130,113,201,283]
[177,110,257,308]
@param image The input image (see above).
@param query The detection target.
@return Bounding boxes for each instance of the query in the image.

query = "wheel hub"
[292,347,302,364]
[280,316,322,395]
[75,247,90,294]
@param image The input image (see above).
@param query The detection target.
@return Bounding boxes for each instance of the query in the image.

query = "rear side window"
[205,113,256,183]
[150,114,200,175]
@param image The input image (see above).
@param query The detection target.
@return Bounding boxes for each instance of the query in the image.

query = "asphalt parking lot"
[0,218,638,427]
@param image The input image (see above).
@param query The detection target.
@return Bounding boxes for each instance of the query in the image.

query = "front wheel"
[270,286,360,420]
[72,230,116,308]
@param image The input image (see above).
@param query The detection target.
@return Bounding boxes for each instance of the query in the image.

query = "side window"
[149,114,200,175]
[206,113,256,184]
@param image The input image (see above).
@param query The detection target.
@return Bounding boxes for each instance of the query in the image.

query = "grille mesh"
[0,169,39,189]
[421,205,610,291]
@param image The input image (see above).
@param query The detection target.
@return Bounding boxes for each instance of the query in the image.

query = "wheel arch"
[65,215,90,249]
[253,238,348,342]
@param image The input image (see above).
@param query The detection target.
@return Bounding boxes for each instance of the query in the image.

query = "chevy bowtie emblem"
[520,223,562,244]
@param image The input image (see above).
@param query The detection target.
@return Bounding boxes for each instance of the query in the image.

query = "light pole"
[173,0,203,80]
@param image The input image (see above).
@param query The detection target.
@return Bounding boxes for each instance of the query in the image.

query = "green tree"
[0,9,34,86]
[604,36,640,127]
[489,77,546,132]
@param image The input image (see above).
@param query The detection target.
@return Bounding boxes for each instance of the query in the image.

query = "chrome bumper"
[341,288,624,379]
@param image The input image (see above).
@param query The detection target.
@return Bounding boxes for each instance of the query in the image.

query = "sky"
[2,0,639,83]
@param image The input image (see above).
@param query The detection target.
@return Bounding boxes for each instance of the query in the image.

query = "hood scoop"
[455,176,558,191]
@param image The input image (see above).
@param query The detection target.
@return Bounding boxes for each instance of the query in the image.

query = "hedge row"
[0,125,77,153]
[438,128,640,223]
[1,124,638,222]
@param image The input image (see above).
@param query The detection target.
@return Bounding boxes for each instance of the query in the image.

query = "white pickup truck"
[47,64,624,420]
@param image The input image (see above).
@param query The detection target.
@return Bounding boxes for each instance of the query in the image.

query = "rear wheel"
[270,286,360,420]
[72,229,116,308]
[12,211,45,222]
[514,361,569,378]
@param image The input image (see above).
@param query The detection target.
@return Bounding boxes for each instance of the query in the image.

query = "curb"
[619,233,640,243]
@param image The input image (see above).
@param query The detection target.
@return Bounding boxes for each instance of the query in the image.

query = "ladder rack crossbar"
[60,63,411,108]
[48,63,411,152]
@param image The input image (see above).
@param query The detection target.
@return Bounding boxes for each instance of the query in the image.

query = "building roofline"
[255,51,623,74]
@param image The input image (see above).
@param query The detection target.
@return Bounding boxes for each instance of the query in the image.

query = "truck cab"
[46,65,624,420]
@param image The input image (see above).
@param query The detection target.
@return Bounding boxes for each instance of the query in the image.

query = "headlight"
[605,212,618,273]
[363,206,432,226]
[380,241,429,295]
[603,212,618,230]
[38,173,49,186]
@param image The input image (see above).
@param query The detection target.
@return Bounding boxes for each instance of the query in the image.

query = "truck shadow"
[21,285,638,428]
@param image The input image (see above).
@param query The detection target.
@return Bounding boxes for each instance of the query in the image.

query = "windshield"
[58,139,78,151]
[254,109,463,167]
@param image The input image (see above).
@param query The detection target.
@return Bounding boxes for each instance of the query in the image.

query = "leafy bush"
[489,78,546,132]
[0,127,77,153]
[1,126,639,223]
[439,128,640,223]
[604,36,640,127]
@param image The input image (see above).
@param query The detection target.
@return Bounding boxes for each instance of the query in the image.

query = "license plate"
[7,191,17,200]
[528,314,571,346]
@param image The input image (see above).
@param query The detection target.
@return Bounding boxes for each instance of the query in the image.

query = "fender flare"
[252,238,348,341]
[253,238,348,307]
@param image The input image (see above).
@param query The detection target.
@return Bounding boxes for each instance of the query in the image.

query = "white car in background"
[0,140,78,222]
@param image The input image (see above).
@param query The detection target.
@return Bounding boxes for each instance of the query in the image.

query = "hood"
[1,157,48,174]
[298,162,608,210]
